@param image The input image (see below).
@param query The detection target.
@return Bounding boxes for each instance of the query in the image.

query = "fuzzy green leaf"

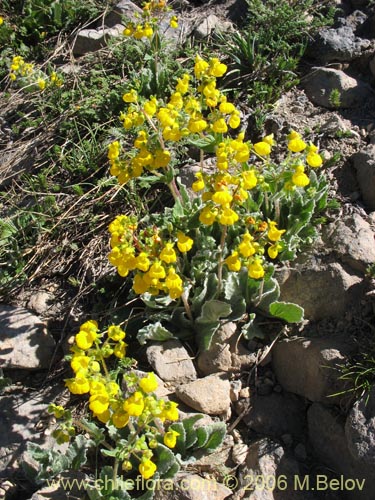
[269,301,304,323]
[181,414,204,449]
[195,427,209,448]
[201,422,227,453]
[153,443,178,477]
[137,322,174,345]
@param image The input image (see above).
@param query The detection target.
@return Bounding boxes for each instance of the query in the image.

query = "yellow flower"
[199,206,217,225]
[238,233,256,257]
[177,232,193,252]
[267,221,286,242]
[288,138,307,153]
[65,376,90,395]
[123,89,138,103]
[170,15,178,28]
[139,459,157,479]
[306,152,323,168]
[164,429,180,448]
[161,401,179,421]
[71,355,90,373]
[133,274,149,294]
[165,269,183,291]
[268,243,282,259]
[228,112,241,129]
[212,118,228,133]
[292,165,310,187]
[192,172,205,192]
[139,372,158,393]
[144,97,157,116]
[254,141,271,156]
[108,325,126,341]
[75,326,98,350]
[0,17,4,26]
[89,393,110,415]
[242,170,257,189]
[219,207,239,225]
[113,410,130,429]
[188,117,208,133]
[123,391,145,416]
[149,261,166,279]
[160,243,177,264]
[219,99,235,114]
[176,74,189,94]
[225,252,241,272]
[209,57,227,77]
[248,259,265,279]
[38,78,46,91]
[114,340,127,359]
[194,55,209,78]
[212,190,232,206]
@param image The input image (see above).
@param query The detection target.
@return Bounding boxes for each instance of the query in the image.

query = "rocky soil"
[1,0,375,499]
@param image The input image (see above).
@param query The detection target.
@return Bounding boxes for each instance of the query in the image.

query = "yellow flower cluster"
[9,55,63,90]
[64,320,180,479]
[108,215,193,299]
[287,130,323,188]
[109,54,241,185]
[224,219,286,279]
[123,0,176,40]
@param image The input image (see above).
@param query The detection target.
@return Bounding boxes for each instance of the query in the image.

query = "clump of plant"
[27,321,226,499]
[214,0,336,127]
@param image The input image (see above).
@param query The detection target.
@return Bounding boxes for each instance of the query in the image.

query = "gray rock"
[27,291,53,315]
[197,322,257,376]
[154,473,232,500]
[308,26,370,64]
[323,213,375,272]
[105,0,142,27]
[0,385,63,478]
[308,403,375,500]
[279,261,362,321]
[175,374,231,415]
[244,393,306,439]
[193,14,232,39]
[73,24,124,56]
[272,334,355,403]
[302,67,374,109]
[352,145,375,211]
[345,385,375,464]
[235,438,303,500]
[146,340,197,384]
[0,305,55,370]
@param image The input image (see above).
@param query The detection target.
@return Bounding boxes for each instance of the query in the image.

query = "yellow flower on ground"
[212,190,232,206]
[199,206,217,226]
[177,232,193,252]
[192,172,205,192]
[133,274,149,294]
[194,55,209,78]
[238,233,256,257]
[161,401,179,421]
[139,372,159,393]
[268,243,282,259]
[164,429,180,449]
[242,170,257,190]
[75,326,98,350]
[0,17,4,25]
[144,97,157,116]
[209,57,227,77]
[89,393,110,415]
[212,118,228,133]
[112,410,130,428]
[114,340,127,359]
[149,261,166,279]
[139,459,157,479]
[38,78,46,90]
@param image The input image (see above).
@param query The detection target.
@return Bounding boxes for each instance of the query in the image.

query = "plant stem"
[73,420,113,451]
[181,292,193,323]
[113,458,119,489]
[216,225,227,297]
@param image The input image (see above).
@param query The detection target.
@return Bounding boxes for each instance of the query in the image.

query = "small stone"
[232,443,249,465]
[302,67,374,109]
[27,291,53,315]
[352,145,375,211]
[0,305,55,370]
[146,340,197,384]
[73,24,124,55]
[175,374,231,415]
[193,14,232,39]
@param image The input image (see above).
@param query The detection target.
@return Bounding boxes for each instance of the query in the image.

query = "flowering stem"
[216,225,227,297]
[181,292,194,323]
[73,420,113,451]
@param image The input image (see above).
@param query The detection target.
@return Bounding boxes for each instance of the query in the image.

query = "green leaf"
[153,444,178,477]
[196,300,232,324]
[201,422,226,453]
[186,134,218,153]
[195,427,209,448]
[269,301,304,323]
[137,322,174,345]
[80,419,105,445]
[181,414,204,449]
